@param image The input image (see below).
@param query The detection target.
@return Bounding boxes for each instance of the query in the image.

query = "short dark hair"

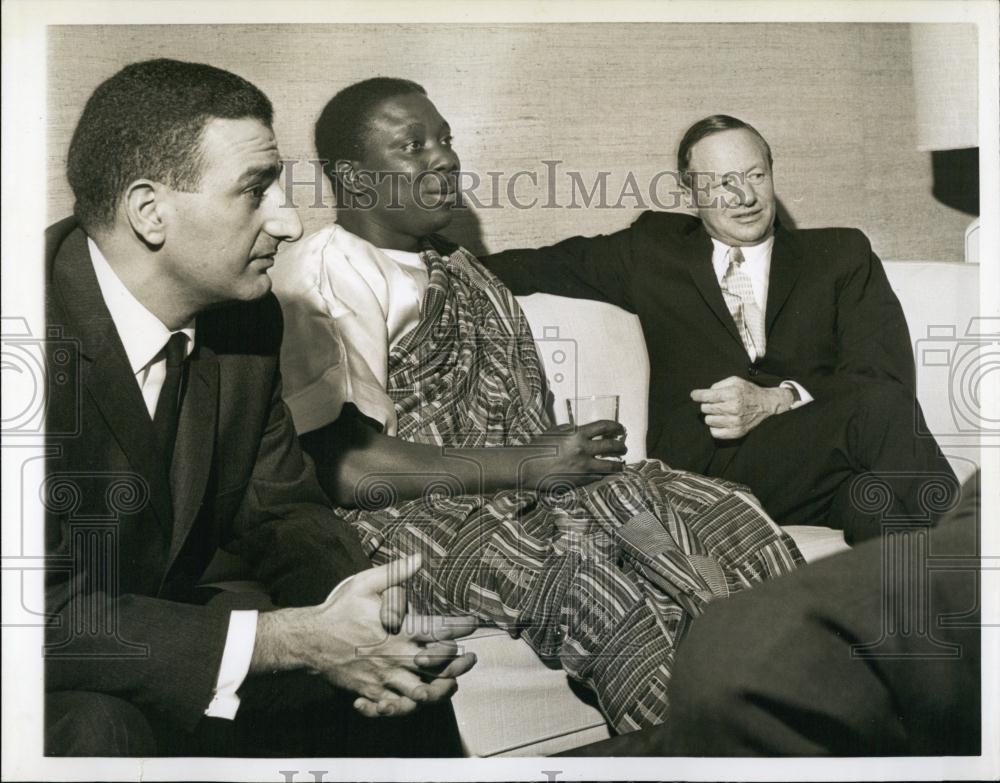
[67,58,273,232]
[676,115,773,186]
[314,77,426,185]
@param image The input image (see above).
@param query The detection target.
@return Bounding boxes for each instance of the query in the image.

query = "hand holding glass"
[566,395,624,461]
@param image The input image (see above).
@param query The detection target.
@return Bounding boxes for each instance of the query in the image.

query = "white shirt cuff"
[780,380,813,409]
[204,610,258,720]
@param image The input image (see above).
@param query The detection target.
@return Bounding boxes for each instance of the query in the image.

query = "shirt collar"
[710,235,775,278]
[88,237,195,374]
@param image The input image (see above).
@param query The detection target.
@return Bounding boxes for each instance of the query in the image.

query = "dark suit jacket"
[44,217,371,731]
[483,211,914,473]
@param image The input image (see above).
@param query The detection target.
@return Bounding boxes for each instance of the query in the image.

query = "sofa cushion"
[883,261,983,481]
[517,294,650,461]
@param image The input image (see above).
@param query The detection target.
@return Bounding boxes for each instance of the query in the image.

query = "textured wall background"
[47,23,974,261]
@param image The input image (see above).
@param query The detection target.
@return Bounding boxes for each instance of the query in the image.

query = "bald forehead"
[688,128,771,171]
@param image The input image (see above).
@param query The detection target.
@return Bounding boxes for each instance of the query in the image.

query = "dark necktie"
[152,332,188,464]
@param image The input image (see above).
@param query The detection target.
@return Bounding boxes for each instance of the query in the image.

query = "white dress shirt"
[709,237,812,408]
[88,238,256,720]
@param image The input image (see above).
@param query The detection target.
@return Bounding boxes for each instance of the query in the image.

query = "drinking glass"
[565,394,620,425]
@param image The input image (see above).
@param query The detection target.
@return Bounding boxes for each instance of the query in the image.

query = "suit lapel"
[86,348,174,532]
[51,227,174,533]
[684,224,744,348]
[165,344,219,571]
[765,224,802,334]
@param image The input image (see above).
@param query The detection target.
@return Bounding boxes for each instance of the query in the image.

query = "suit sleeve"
[45,380,369,732]
[45,296,370,732]
[44,580,234,731]
[225,370,372,609]
[795,230,915,398]
[481,219,639,312]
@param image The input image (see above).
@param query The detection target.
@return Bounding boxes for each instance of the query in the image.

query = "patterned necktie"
[720,245,766,359]
[152,332,188,464]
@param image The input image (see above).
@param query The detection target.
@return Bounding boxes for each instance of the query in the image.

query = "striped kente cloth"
[340,238,803,733]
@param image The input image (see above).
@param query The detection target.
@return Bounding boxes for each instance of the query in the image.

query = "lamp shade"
[910,23,978,151]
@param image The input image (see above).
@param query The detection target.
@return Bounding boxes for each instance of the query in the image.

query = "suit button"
[748,365,759,377]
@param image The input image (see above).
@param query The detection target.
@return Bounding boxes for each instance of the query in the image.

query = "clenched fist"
[690,376,794,439]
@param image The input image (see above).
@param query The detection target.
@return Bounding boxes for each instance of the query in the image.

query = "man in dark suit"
[44,58,475,757]
[484,114,958,543]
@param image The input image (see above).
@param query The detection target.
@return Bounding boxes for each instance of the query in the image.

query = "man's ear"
[334,159,368,197]
[122,180,166,247]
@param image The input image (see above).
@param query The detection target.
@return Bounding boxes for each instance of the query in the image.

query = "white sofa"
[450,259,982,757]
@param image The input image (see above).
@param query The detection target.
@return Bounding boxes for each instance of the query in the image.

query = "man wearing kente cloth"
[271,78,802,734]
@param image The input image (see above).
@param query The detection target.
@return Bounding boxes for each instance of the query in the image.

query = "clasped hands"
[691,376,794,439]
[254,554,477,718]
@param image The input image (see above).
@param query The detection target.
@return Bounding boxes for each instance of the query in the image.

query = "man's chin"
[421,207,456,234]
[239,273,273,301]
[729,219,773,245]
